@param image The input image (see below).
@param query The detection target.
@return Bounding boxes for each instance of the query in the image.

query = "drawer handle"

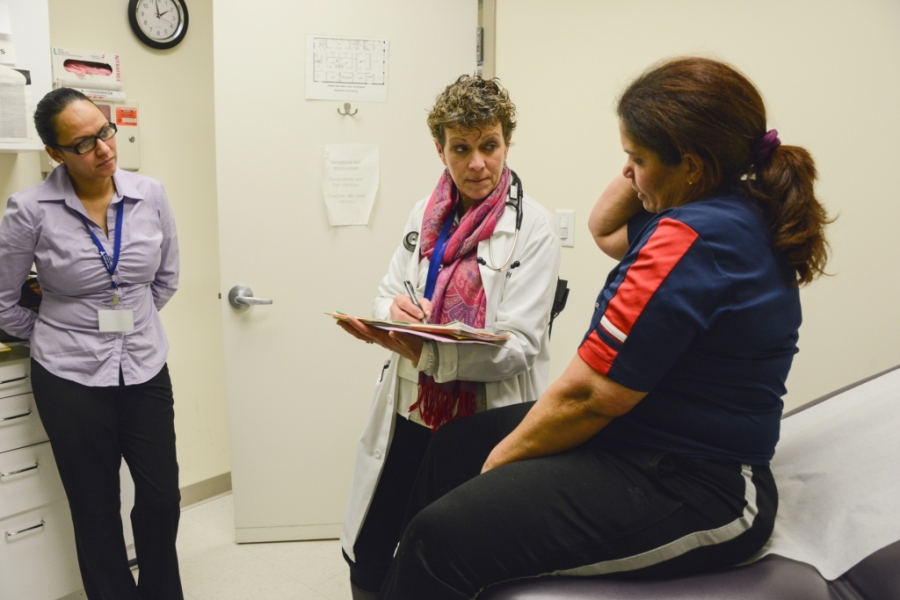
[0,374,28,386]
[5,520,45,541]
[0,462,39,480]
[0,410,32,423]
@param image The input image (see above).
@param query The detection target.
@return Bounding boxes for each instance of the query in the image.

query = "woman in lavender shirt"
[0,88,183,600]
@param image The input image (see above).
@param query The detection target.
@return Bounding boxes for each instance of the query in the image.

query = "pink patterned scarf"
[409,167,511,431]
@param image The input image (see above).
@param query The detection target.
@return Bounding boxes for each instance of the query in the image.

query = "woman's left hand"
[337,315,424,364]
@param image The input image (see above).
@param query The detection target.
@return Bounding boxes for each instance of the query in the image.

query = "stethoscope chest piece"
[403,231,419,252]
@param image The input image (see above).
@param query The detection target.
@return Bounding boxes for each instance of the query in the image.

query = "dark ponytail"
[740,145,831,285]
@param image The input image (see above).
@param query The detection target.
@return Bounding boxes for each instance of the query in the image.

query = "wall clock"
[128,0,189,50]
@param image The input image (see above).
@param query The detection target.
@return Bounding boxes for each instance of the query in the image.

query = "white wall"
[495,0,900,410]
[0,0,230,489]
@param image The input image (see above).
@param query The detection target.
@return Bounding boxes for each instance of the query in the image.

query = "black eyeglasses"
[54,122,118,155]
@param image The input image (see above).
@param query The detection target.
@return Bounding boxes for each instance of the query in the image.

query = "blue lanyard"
[79,201,124,289]
[423,208,456,300]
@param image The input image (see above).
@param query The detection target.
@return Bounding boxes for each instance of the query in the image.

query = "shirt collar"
[36,164,145,214]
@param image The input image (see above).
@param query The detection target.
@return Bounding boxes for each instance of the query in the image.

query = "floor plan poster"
[306,36,388,102]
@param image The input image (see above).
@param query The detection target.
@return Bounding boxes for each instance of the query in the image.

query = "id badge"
[98,310,135,333]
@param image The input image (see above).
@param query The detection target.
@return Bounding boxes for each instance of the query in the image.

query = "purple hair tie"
[754,129,781,164]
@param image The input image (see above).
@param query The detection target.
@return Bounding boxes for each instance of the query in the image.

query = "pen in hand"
[403,280,429,324]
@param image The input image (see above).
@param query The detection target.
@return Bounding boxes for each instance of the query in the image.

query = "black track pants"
[381,401,777,600]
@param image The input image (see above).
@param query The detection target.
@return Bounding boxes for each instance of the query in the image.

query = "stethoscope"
[403,169,524,272]
[480,169,523,271]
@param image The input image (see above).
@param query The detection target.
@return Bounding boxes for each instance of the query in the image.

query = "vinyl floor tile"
[176,494,348,600]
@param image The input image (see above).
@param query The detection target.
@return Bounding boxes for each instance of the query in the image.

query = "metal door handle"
[0,374,27,385]
[0,410,31,423]
[6,520,45,540]
[0,462,39,480]
[228,285,273,311]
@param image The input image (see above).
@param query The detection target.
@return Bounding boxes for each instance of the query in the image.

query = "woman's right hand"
[390,294,433,323]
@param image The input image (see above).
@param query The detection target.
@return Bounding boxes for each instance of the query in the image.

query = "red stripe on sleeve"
[603,218,699,339]
[578,331,618,375]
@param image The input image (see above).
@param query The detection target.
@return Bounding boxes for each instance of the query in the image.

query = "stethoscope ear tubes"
[403,231,419,252]
[481,170,523,271]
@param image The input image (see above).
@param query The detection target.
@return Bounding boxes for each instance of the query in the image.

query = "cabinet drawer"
[0,499,82,600]
[0,441,66,520]
[0,393,48,453]
[0,359,30,400]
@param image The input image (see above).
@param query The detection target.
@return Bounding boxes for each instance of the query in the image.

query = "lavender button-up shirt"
[0,165,179,386]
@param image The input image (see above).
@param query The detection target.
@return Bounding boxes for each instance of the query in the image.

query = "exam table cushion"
[482,539,900,600]
[481,364,900,599]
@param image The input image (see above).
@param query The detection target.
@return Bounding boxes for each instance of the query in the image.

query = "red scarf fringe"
[409,381,476,432]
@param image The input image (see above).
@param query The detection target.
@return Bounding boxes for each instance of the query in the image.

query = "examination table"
[483,365,900,600]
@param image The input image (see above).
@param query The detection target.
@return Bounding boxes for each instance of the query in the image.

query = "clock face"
[129,0,189,49]
[136,0,183,40]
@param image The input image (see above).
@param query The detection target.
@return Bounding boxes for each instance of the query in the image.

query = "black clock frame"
[128,0,189,50]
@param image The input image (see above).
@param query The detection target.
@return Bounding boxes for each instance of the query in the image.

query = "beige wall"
[495,0,900,410]
[0,0,230,488]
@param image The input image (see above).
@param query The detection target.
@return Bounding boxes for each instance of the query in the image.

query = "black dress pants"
[30,359,183,600]
[381,402,778,600]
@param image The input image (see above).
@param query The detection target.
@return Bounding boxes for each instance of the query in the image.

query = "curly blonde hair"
[427,75,517,145]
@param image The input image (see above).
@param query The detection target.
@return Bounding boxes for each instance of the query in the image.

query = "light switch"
[555,209,575,247]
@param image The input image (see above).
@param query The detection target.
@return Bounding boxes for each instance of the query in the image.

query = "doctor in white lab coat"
[336,75,561,600]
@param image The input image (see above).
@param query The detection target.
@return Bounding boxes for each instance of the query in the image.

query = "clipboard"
[326,312,510,345]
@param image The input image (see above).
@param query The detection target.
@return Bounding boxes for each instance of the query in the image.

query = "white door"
[213,1,477,542]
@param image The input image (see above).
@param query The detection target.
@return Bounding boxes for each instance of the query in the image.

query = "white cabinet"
[0,347,137,599]
[0,348,81,600]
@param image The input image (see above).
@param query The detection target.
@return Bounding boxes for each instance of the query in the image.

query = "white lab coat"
[341,193,562,559]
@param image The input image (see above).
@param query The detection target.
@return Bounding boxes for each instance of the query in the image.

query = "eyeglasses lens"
[75,124,117,155]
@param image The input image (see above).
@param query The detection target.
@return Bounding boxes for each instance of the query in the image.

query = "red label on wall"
[116,107,138,127]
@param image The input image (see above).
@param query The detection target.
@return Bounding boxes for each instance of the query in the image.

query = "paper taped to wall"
[322,144,379,226]
[306,35,388,102]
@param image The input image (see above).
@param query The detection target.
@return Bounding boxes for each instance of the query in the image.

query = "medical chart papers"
[306,36,388,102]
[322,145,379,226]
[327,313,510,346]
